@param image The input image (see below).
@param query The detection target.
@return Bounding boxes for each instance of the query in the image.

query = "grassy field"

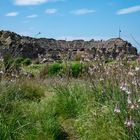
[0,59,140,140]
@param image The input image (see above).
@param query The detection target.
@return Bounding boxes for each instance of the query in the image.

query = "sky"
[0,0,140,49]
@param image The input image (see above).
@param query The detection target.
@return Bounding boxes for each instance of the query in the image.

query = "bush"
[14,57,24,65]
[3,55,32,72]
[71,62,83,78]
[3,53,14,72]
[48,63,62,76]
[13,57,24,70]
[22,58,32,66]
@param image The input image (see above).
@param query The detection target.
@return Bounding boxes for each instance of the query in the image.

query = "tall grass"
[0,59,140,140]
[0,79,68,140]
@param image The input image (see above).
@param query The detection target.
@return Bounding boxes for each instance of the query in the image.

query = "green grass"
[0,59,140,140]
[23,64,45,75]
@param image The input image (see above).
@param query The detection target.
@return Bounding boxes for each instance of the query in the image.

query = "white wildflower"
[120,83,128,92]
[0,71,4,74]
[124,116,135,127]
[126,90,131,95]
[128,71,134,76]
[132,80,137,86]
[114,104,121,113]
[129,103,139,110]
[127,95,132,104]
[135,67,140,71]
[88,67,94,75]
[99,78,104,81]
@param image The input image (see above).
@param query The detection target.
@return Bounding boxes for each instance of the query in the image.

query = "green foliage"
[74,104,127,140]
[3,53,14,71]
[38,62,87,78]
[22,58,32,66]
[24,64,45,75]
[14,57,24,64]
[0,59,140,140]
[39,65,49,79]
[71,62,83,78]
[53,85,88,118]
[48,63,62,76]
[13,57,24,70]
[0,80,45,110]
[0,79,68,140]
[53,82,129,140]
[3,55,32,72]
[55,85,82,118]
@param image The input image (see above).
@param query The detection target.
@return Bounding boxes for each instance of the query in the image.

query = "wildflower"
[15,75,19,78]
[84,58,90,62]
[0,71,4,74]
[80,60,83,64]
[126,90,131,95]
[10,79,14,82]
[132,80,137,86]
[99,78,104,81]
[88,67,94,75]
[128,71,134,76]
[127,95,132,104]
[114,104,121,113]
[129,104,135,110]
[124,116,135,127]
[120,83,128,92]
[129,103,139,110]
[135,67,140,71]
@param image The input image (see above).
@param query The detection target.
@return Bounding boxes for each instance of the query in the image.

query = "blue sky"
[0,0,140,49]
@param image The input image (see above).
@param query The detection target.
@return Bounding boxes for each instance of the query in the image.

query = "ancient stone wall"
[0,30,138,62]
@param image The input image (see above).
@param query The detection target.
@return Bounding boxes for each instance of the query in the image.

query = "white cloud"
[6,12,19,17]
[71,8,95,15]
[45,9,57,14]
[14,0,47,5]
[27,14,38,18]
[117,5,140,15]
[14,0,64,6]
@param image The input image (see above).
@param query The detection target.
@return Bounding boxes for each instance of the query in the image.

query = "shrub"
[71,62,83,78]
[48,63,62,76]
[13,57,24,70]
[22,58,32,66]
[3,53,14,72]
[14,57,24,65]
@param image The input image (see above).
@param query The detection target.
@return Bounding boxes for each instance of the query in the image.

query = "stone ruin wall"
[0,30,138,62]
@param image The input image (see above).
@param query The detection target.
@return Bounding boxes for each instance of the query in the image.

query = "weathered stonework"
[0,30,138,62]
